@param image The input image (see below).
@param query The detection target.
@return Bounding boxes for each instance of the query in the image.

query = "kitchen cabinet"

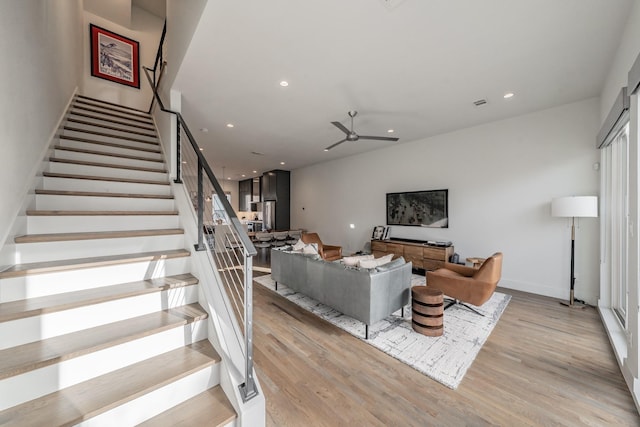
[238,179,252,211]
[261,169,290,230]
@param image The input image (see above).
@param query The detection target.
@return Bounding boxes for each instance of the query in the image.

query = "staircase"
[0,96,237,426]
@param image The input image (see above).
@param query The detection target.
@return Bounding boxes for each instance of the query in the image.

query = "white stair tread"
[42,171,169,186]
[69,111,156,132]
[0,248,189,279]
[0,340,219,426]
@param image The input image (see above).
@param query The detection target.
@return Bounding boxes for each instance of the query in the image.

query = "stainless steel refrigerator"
[262,201,276,231]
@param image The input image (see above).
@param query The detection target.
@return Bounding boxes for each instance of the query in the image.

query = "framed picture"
[371,225,387,240]
[90,24,140,88]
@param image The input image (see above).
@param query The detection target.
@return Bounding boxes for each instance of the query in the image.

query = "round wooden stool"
[411,286,444,337]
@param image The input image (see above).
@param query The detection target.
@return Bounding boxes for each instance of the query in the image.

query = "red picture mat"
[90,24,140,89]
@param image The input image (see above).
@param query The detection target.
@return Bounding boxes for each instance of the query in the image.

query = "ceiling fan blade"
[325,138,348,150]
[331,121,350,135]
[359,135,400,142]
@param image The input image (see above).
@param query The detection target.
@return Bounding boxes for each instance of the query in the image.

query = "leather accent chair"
[301,232,342,261]
[426,252,503,315]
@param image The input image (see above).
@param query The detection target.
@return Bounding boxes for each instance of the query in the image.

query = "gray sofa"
[270,248,412,338]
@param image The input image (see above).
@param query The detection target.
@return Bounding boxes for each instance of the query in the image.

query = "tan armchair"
[426,252,503,315]
[301,232,342,261]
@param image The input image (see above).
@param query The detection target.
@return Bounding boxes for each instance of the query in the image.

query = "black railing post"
[195,157,206,251]
[174,119,182,184]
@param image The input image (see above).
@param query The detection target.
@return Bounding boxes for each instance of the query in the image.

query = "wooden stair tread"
[69,111,156,132]
[59,135,161,154]
[66,118,157,138]
[49,157,166,173]
[54,145,164,163]
[0,249,190,279]
[42,171,169,186]
[0,340,219,427]
[0,273,199,323]
[139,386,236,427]
[15,228,184,244]
[71,104,153,126]
[0,299,205,379]
[35,189,173,199]
[64,126,158,145]
[27,209,178,216]
[75,95,151,116]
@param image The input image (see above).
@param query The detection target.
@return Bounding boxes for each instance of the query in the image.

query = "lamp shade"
[551,196,598,218]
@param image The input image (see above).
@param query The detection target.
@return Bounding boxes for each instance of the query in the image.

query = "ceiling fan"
[325,110,399,151]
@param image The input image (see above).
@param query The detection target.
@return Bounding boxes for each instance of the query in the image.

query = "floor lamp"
[551,196,598,308]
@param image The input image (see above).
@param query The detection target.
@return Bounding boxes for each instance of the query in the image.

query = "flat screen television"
[386,189,448,228]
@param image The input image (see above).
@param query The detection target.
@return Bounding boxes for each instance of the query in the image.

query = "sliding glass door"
[602,123,630,326]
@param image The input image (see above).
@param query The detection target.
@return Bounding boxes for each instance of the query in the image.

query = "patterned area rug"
[254,274,510,389]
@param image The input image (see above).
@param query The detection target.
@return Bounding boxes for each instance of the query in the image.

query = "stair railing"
[142,61,259,402]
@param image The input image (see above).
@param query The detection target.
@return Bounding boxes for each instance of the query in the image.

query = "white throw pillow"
[292,239,306,251]
[358,254,393,269]
[302,243,319,255]
[342,254,374,266]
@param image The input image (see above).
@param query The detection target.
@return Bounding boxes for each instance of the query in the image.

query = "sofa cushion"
[341,254,374,266]
[376,256,406,272]
[292,239,306,251]
[358,254,393,269]
[303,243,319,255]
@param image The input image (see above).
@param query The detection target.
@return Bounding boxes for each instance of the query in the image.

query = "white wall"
[82,7,163,111]
[600,0,640,121]
[292,98,601,304]
[0,0,83,261]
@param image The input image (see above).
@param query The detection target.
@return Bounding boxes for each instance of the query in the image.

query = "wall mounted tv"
[386,189,448,228]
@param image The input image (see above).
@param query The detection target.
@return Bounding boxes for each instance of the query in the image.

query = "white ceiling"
[172,0,633,181]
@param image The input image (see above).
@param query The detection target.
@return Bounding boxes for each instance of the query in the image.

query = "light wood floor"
[252,273,639,426]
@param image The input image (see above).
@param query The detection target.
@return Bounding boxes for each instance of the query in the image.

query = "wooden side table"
[466,257,486,268]
[411,287,444,337]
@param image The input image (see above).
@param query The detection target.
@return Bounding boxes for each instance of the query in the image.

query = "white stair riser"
[15,234,185,263]
[47,161,168,181]
[58,138,162,160]
[69,109,153,130]
[68,113,156,134]
[64,122,157,142]
[27,215,180,234]
[73,101,153,121]
[0,257,191,303]
[0,321,208,411]
[62,128,159,149]
[0,285,200,350]
[80,364,220,427]
[35,193,174,211]
[52,149,164,170]
[42,176,171,196]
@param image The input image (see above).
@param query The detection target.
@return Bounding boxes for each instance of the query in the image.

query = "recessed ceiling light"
[324,149,329,152]
[227,177,231,180]
[241,174,246,177]
[387,129,394,133]
[226,123,234,128]
[252,170,257,173]
[280,161,285,165]
[503,92,514,99]
[199,147,204,151]
[280,81,289,87]
[200,128,208,133]
[182,161,187,164]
